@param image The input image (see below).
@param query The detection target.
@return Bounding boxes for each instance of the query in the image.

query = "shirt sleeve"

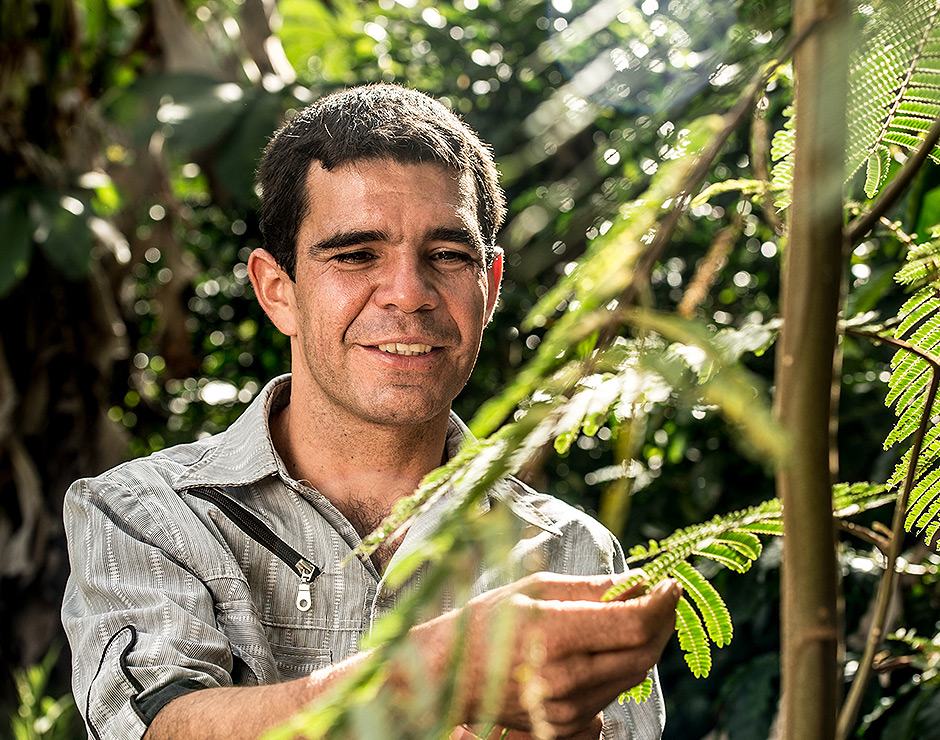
[62,474,238,740]
[599,534,667,740]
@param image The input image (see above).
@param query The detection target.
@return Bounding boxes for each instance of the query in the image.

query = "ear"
[484,248,503,324]
[248,248,298,337]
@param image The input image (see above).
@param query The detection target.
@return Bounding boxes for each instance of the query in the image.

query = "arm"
[143,658,367,739]
[146,572,678,740]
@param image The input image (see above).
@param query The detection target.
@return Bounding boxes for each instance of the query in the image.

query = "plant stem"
[776,1,849,738]
[836,329,940,740]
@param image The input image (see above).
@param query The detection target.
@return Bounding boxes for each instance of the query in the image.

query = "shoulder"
[62,436,226,553]
[67,435,221,505]
[501,476,625,576]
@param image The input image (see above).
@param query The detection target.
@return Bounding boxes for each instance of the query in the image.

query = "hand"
[450,711,604,739]
[419,571,680,738]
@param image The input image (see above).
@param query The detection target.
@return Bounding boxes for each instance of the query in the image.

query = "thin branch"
[677,213,742,318]
[837,520,891,557]
[845,114,940,247]
[837,327,940,740]
[872,655,916,673]
[597,21,822,346]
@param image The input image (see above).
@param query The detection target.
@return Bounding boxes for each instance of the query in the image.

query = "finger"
[519,570,650,602]
[529,578,681,654]
[449,725,482,739]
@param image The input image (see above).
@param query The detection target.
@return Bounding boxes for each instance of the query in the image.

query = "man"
[62,84,679,740]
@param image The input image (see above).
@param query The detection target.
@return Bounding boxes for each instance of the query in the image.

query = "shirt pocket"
[269,642,334,679]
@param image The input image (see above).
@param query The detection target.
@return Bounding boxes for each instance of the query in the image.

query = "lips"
[377,342,434,356]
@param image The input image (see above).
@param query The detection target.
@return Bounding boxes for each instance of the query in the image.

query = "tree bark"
[775,0,849,738]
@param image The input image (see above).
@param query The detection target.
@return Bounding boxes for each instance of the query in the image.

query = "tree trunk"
[775,0,849,738]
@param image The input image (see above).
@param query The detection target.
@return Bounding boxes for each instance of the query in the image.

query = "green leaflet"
[675,596,711,678]
[671,560,733,647]
[737,520,785,537]
[865,149,885,199]
[715,530,763,561]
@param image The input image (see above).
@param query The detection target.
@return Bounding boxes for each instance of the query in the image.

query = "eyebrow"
[427,226,484,254]
[307,229,387,255]
[307,226,485,256]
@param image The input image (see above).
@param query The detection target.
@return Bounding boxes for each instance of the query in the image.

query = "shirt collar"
[173,374,290,491]
[173,374,562,535]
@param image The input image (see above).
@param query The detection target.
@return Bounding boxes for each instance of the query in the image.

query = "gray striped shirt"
[62,375,665,739]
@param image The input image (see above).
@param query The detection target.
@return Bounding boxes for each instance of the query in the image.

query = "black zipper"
[186,486,322,611]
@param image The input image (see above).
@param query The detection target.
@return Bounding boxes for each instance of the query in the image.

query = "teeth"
[378,343,433,356]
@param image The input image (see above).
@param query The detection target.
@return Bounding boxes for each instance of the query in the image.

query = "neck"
[270,396,451,532]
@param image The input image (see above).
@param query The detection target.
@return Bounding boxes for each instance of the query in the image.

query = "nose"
[373,256,439,313]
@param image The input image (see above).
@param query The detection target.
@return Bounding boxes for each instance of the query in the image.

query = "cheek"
[304,277,375,328]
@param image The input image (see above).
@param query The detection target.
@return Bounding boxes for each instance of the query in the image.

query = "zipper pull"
[296,583,311,612]
[295,558,319,612]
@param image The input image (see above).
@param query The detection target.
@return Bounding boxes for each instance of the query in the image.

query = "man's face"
[283,158,501,429]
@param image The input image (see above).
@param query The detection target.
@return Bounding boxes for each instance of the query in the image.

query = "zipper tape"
[186,487,322,611]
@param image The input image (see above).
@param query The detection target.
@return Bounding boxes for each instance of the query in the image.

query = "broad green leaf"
[0,192,33,296]
[32,193,93,280]
[214,89,285,205]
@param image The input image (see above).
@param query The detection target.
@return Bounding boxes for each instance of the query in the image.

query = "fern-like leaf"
[882,235,940,546]
[694,541,752,573]
[714,530,763,561]
[773,0,940,206]
[619,675,655,705]
[605,482,892,681]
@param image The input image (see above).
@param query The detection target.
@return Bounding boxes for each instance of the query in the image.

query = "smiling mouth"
[377,342,434,356]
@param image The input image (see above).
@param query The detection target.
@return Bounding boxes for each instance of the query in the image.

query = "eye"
[431,249,478,268]
[333,250,376,265]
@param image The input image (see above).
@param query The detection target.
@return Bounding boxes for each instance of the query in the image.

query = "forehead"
[301,158,478,231]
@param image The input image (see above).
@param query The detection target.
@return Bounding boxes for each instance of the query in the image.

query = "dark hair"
[257,84,506,279]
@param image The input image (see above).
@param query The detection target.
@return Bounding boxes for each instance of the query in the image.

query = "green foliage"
[773,0,940,205]
[847,0,940,196]
[472,114,727,438]
[0,187,97,296]
[880,233,940,544]
[8,647,76,740]
[600,482,892,692]
[7,0,940,736]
